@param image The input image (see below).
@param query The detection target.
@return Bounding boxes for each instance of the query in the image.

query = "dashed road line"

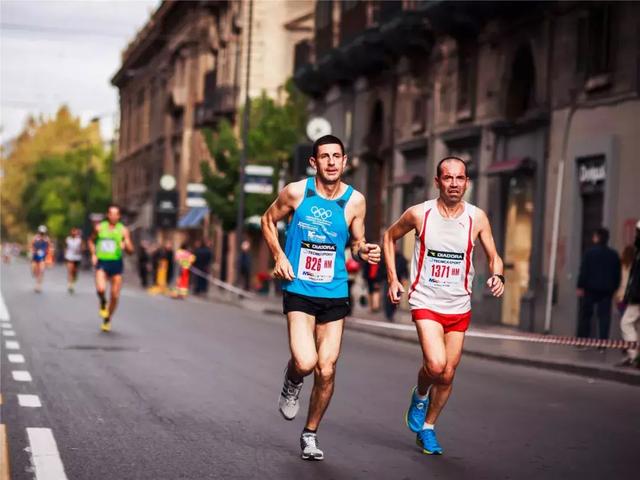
[0,325,11,330]
[17,395,41,408]
[0,292,9,321]
[4,342,19,350]
[11,371,32,382]
[27,428,68,480]
[7,354,24,364]
[1,331,15,337]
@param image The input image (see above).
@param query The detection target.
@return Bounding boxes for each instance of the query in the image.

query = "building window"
[456,42,476,120]
[576,4,612,77]
[316,1,333,29]
[411,95,426,133]
[506,45,536,120]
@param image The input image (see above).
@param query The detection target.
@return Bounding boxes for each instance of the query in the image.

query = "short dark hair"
[594,227,609,245]
[312,135,345,158]
[107,203,120,212]
[436,156,468,178]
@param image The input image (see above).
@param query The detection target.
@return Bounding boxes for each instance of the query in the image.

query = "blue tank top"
[33,237,49,260]
[282,177,354,299]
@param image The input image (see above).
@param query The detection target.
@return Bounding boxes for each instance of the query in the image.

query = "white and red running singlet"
[408,199,476,318]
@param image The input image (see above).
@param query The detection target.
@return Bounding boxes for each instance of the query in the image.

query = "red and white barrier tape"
[348,317,639,350]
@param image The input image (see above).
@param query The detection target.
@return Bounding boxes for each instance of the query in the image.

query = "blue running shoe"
[416,428,443,455]
[405,386,429,433]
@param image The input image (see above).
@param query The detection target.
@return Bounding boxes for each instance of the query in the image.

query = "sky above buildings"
[0,0,159,144]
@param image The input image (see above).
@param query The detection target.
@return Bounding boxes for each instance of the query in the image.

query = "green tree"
[0,106,107,240]
[21,145,112,240]
[201,80,307,231]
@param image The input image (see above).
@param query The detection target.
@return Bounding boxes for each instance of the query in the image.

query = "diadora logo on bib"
[311,206,332,220]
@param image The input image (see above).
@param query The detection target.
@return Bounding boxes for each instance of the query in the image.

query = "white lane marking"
[5,340,20,350]
[0,291,9,321]
[27,428,69,480]
[0,323,12,329]
[2,330,16,337]
[18,394,42,408]
[8,353,25,363]
[12,370,32,382]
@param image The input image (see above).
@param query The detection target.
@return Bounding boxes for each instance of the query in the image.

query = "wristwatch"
[493,274,505,284]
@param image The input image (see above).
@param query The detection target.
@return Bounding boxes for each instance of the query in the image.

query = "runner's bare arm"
[122,227,134,255]
[88,226,98,266]
[261,182,304,281]
[475,208,505,298]
[348,191,381,264]
[383,205,421,303]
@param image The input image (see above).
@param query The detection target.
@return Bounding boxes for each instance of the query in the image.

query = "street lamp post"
[234,0,253,287]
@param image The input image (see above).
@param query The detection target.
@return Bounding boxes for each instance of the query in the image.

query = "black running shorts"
[283,291,350,323]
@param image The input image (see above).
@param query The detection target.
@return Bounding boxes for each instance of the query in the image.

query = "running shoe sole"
[301,453,324,461]
[416,436,443,455]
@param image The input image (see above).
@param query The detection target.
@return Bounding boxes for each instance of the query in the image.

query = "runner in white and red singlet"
[383,156,505,455]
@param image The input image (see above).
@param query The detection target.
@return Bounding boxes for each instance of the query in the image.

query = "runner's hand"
[487,275,504,297]
[359,243,381,264]
[388,279,405,304]
[91,254,98,267]
[273,254,295,281]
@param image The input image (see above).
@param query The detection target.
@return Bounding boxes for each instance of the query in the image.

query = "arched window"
[506,45,536,120]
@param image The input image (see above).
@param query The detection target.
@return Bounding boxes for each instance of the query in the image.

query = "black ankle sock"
[303,427,317,435]
[286,364,303,385]
[97,292,106,308]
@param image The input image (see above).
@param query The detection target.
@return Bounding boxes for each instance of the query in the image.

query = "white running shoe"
[278,368,303,420]
[300,432,324,461]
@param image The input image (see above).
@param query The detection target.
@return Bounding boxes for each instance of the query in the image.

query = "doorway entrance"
[501,174,534,326]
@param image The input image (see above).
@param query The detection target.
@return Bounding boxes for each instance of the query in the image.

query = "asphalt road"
[1,262,638,480]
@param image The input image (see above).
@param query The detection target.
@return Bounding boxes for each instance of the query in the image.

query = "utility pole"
[235,0,253,286]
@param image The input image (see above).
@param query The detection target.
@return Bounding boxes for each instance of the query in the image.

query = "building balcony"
[194,85,236,127]
[417,1,547,37]
[379,10,433,57]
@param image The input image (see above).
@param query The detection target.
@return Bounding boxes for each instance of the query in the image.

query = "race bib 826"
[297,241,337,283]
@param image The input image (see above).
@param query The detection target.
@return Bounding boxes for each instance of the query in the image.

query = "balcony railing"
[194,85,236,127]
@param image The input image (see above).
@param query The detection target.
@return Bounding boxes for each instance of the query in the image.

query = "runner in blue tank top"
[31,225,51,293]
[262,135,381,461]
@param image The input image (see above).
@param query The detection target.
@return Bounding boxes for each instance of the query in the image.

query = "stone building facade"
[293,1,640,334]
[112,0,314,283]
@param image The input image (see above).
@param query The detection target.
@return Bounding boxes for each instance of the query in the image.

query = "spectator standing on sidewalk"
[576,227,621,340]
[379,245,409,322]
[152,241,175,287]
[174,244,195,299]
[618,221,640,367]
[137,240,151,288]
[363,261,382,313]
[193,239,213,295]
[239,240,252,291]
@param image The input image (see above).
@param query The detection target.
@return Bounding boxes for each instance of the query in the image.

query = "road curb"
[260,306,640,386]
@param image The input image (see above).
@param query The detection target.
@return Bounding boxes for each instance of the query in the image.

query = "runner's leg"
[287,311,318,382]
[425,330,464,425]
[95,269,108,308]
[415,320,447,397]
[108,275,123,318]
[305,319,344,431]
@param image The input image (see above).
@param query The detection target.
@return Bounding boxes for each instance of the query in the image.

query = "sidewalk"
[209,288,640,386]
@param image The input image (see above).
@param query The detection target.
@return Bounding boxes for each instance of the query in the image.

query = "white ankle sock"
[422,422,435,430]
[415,386,430,401]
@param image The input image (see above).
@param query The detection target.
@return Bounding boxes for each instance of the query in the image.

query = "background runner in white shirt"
[64,227,83,293]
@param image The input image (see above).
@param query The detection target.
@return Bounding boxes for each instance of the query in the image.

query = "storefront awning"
[485,157,535,176]
[178,207,209,229]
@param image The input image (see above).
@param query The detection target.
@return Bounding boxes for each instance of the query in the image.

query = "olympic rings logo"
[311,206,332,220]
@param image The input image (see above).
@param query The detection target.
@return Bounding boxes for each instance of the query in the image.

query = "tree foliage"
[0,106,111,241]
[201,80,307,232]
